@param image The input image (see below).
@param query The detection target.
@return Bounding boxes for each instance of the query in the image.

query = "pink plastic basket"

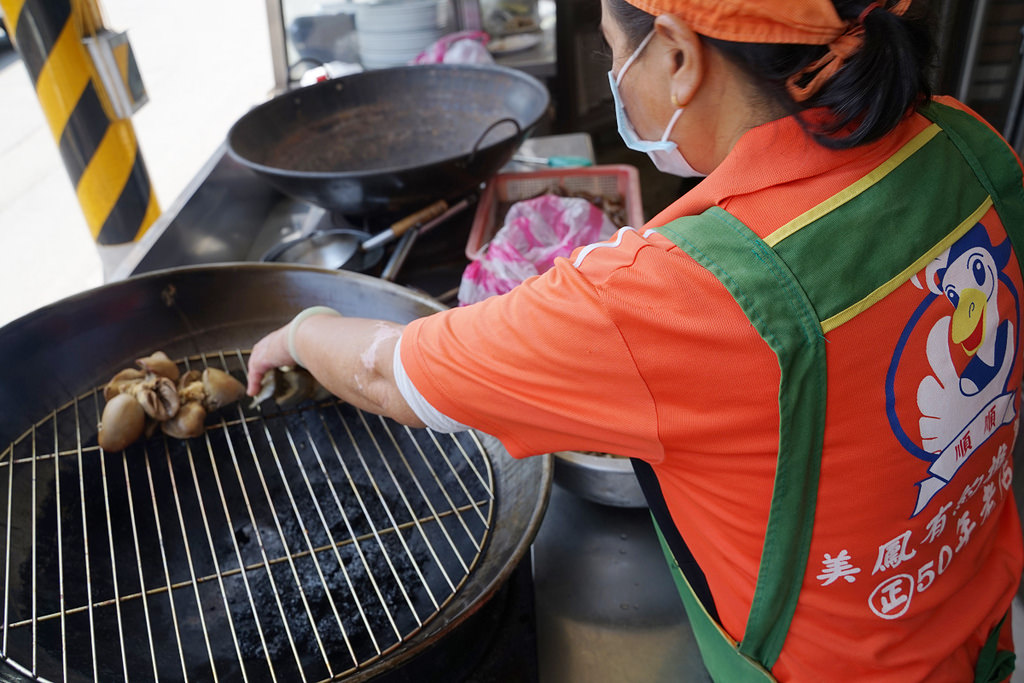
[466,164,644,261]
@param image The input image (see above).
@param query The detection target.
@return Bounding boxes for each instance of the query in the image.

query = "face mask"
[607,31,706,178]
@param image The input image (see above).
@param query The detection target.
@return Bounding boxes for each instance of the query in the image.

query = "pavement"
[0,0,275,327]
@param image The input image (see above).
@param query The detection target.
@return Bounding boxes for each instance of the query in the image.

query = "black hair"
[606,0,657,45]
[605,0,933,149]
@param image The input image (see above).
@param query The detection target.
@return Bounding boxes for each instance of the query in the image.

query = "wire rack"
[0,350,495,682]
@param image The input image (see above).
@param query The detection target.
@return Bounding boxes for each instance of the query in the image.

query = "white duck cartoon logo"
[887,222,1019,516]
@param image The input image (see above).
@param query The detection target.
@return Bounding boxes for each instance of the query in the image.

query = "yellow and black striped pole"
[1,0,159,267]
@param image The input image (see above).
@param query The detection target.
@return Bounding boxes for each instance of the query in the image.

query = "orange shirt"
[400,97,1023,680]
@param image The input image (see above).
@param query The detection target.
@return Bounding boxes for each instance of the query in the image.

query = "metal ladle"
[261,227,385,271]
[261,200,447,270]
[262,195,476,277]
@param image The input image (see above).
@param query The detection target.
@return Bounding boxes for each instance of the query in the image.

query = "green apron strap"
[657,207,828,671]
[919,101,1024,267]
[918,103,1023,683]
[974,612,1016,683]
[652,517,775,681]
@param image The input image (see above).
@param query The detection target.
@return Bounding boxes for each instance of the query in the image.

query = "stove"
[369,559,539,682]
[117,148,477,307]
[114,142,709,682]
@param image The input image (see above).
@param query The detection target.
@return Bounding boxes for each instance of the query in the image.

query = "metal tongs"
[379,193,478,280]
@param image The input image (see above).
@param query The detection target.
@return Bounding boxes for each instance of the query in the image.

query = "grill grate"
[0,350,494,682]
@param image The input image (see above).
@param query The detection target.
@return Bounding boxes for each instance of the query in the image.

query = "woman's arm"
[246,312,425,428]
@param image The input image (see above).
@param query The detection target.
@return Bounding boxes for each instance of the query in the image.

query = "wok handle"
[467,117,522,165]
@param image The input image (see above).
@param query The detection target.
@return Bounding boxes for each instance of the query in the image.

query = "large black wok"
[226,64,550,215]
[0,264,550,681]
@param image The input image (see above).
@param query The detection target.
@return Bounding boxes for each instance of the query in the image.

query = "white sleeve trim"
[392,335,471,433]
[572,226,636,268]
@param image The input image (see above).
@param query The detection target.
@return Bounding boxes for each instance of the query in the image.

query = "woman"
[248,0,1024,679]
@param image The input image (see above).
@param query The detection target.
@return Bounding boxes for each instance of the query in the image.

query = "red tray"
[466,165,644,260]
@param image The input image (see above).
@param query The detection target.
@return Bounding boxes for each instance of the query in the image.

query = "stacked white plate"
[356,0,449,69]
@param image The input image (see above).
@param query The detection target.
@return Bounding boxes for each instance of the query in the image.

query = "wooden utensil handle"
[390,200,448,236]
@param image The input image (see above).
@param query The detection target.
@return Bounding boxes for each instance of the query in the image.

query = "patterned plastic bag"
[411,31,494,65]
[458,195,617,305]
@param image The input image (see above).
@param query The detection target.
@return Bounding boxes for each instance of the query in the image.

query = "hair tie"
[786,0,912,102]
[858,2,882,24]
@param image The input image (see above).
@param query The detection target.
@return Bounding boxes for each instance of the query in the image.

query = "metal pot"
[553,451,647,508]
[0,264,551,681]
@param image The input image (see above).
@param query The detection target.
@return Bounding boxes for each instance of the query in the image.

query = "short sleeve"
[399,234,662,460]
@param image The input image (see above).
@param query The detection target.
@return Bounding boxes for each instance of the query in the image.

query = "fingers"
[916,375,946,418]
[246,357,270,396]
[246,342,271,396]
[246,327,291,395]
[995,321,1015,389]
[924,317,957,388]
[918,414,946,450]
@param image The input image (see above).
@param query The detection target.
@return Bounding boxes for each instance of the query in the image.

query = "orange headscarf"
[622,0,911,101]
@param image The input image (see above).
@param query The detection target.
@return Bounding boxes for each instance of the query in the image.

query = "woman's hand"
[246,325,292,396]
[245,314,424,427]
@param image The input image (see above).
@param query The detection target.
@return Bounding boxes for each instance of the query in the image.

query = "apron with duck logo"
[637,101,1024,682]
